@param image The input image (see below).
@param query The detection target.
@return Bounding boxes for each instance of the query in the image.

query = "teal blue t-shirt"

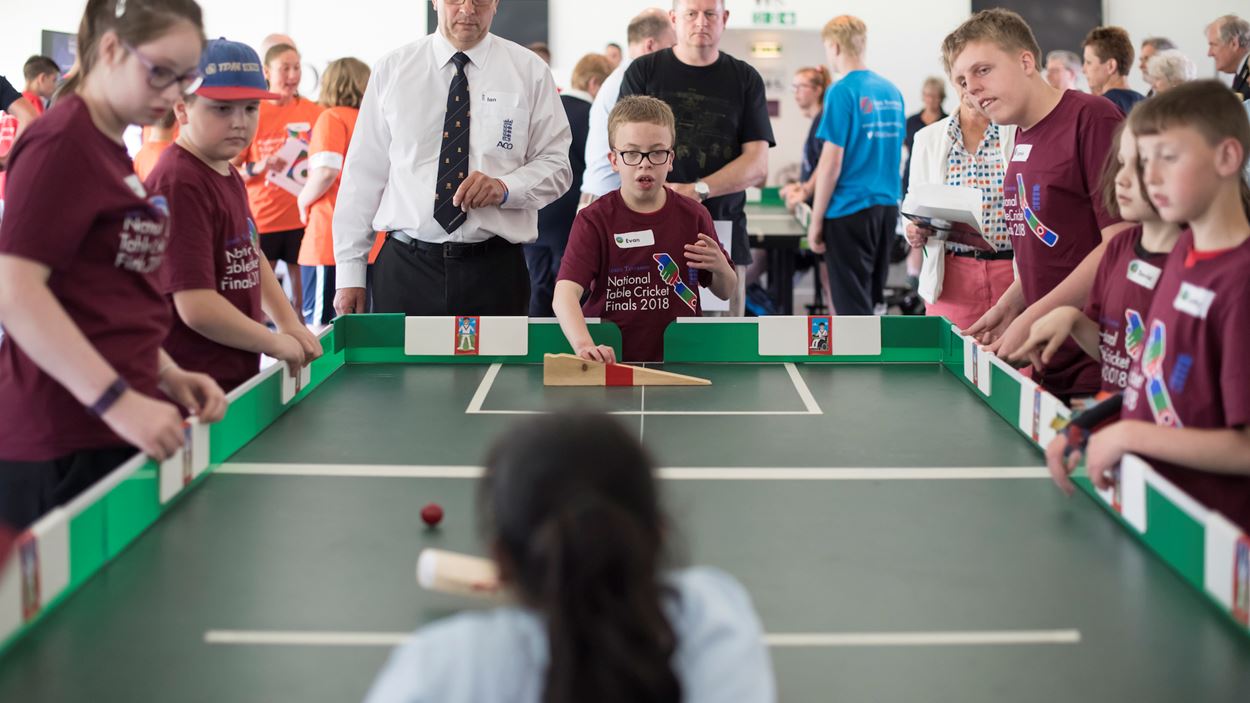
[815,70,905,219]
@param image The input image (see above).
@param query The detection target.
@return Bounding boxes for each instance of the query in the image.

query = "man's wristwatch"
[694,180,710,202]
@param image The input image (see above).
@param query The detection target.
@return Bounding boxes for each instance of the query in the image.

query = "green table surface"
[1,363,1247,702]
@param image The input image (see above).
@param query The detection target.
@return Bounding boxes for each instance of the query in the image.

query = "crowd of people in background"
[0,2,1248,700]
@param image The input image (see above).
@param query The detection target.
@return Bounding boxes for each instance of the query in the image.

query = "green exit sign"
[752,11,797,26]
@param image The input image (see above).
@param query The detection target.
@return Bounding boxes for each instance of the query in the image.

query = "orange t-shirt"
[133,139,172,181]
[245,97,323,234]
[297,106,384,267]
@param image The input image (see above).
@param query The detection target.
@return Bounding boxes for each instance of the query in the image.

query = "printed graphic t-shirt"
[815,70,906,219]
[245,96,324,234]
[0,94,171,460]
[1083,226,1169,394]
[1004,89,1123,399]
[149,143,264,392]
[1120,230,1250,532]
[558,188,727,362]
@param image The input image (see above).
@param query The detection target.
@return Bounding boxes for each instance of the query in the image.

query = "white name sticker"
[1173,282,1216,319]
[613,230,655,249]
[481,91,518,108]
[123,174,147,198]
[1011,144,1033,162]
[1125,259,1162,290]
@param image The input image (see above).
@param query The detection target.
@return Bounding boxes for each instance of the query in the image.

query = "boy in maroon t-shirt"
[151,39,321,393]
[1011,121,1181,493]
[554,96,736,363]
[943,10,1133,403]
[1083,82,1250,532]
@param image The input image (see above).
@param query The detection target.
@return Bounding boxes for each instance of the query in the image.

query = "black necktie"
[434,52,471,234]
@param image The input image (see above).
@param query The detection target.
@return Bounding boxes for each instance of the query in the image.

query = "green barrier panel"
[663,316,946,363]
[1142,486,1206,591]
[339,314,622,364]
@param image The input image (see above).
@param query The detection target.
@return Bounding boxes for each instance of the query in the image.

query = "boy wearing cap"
[146,39,321,393]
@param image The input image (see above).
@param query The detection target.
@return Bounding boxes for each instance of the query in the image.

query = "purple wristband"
[88,377,129,417]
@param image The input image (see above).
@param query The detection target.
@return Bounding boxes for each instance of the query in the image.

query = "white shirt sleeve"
[581,63,627,197]
[498,67,572,211]
[333,57,393,289]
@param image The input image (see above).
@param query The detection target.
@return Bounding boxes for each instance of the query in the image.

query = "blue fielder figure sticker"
[808,315,831,355]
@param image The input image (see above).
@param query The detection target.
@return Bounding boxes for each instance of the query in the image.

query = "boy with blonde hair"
[554,96,735,362]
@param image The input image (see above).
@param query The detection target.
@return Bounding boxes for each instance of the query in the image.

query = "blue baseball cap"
[196,38,281,101]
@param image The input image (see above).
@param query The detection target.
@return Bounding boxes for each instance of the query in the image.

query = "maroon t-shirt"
[0,94,171,461]
[557,188,725,362]
[148,144,264,392]
[1005,90,1123,399]
[1121,230,1250,531]
[1083,226,1168,394]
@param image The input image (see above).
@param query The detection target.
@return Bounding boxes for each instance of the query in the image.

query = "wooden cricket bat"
[416,549,503,600]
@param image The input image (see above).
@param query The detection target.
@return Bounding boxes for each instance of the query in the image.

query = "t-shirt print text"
[115,210,167,273]
[222,234,260,292]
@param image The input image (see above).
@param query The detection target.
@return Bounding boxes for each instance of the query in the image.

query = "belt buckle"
[443,242,456,258]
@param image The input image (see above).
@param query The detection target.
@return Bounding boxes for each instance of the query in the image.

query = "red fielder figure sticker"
[1234,536,1250,626]
[18,532,40,621]
[808,316,831,355]
[455,316,479,356]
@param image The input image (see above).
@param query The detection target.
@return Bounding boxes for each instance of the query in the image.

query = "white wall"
[2,1,1240,122]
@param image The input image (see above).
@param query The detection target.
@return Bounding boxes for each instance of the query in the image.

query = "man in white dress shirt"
[333,0,572,316]
[581,8,676,201]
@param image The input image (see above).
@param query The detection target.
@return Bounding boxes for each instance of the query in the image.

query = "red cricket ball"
[420,503,444,528]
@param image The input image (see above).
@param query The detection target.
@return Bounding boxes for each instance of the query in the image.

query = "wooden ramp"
[543,353,711,387]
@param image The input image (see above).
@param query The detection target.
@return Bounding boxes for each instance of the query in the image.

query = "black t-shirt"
[0,76,22,112]
[620,49,775,265]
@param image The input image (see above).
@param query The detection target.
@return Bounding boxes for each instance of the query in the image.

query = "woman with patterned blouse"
[904,82,1017,329]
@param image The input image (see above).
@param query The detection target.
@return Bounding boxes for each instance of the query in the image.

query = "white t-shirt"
[363,566,776,703]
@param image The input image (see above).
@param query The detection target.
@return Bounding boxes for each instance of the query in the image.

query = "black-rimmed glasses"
[614,149,674,166]
[122,41,203,94]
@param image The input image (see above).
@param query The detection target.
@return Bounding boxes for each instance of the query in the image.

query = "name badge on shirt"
[1011,144,1033,162]
[1173,282,1216,319]
[123,174,147,198]
[481,91,518,108]
[614,230,656,249]
[1125,259,1162,290]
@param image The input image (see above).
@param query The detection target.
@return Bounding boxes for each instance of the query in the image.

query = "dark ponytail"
[482,414,681,703]
[56,0,205,100]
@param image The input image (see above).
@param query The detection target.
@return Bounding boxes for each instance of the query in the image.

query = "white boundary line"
[784,362,822,415]
[203,628,1079,648]
[464,363,502,414]
[216,463,1048,481]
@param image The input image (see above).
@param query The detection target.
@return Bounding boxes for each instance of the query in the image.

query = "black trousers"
[822,204,898,315]
[0,446,135,530]
[372,235,530,316]
[522,240,564,318]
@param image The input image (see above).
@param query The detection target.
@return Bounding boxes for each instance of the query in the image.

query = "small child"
[365,413,776,703]
[0,0,224,530]
[296,57,383,327]
[553,96,736,363]
[147,38,321,394]
[1012,118,1180,493]
[1085,81,1250,532]
[21,55,60,116]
